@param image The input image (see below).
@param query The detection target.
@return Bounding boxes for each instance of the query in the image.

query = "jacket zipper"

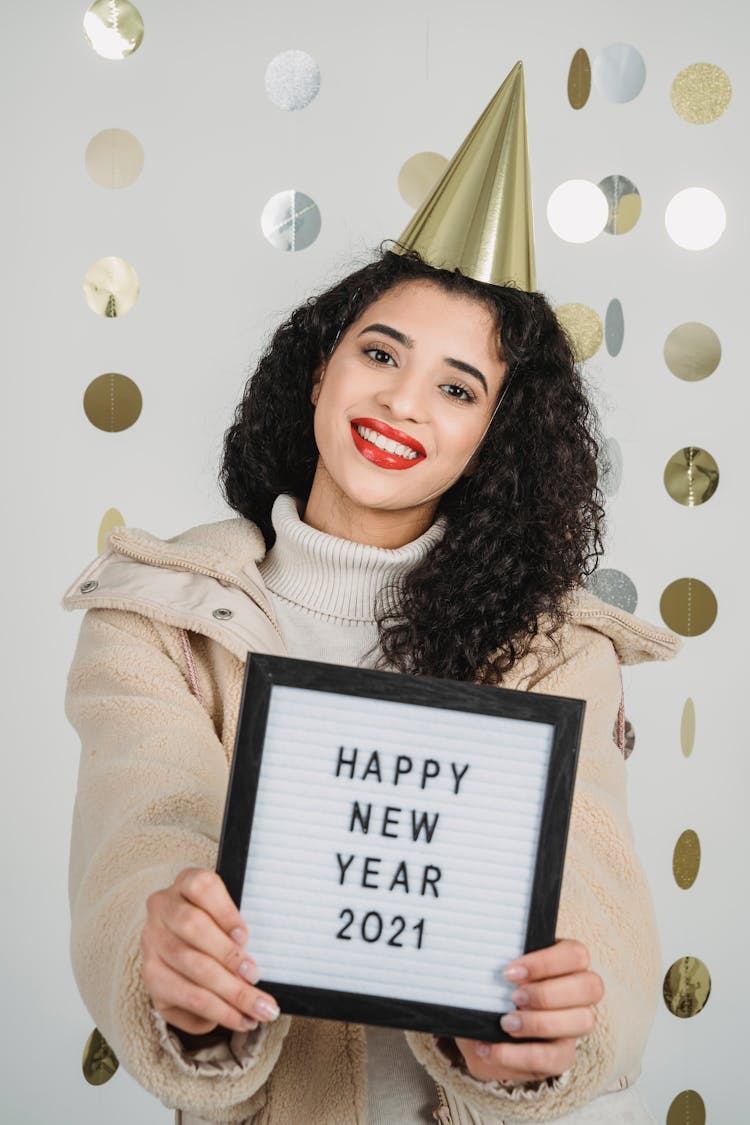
[107,540,287,646]
[434,1083,452,1124]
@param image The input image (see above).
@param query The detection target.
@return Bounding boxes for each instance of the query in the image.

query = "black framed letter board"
[217,655,585,1042]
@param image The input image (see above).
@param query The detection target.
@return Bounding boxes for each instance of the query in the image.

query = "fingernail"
[475,1043,490,1058]
[239,1017,258,1031]
[239,960,260,984]
[504,964,528,981]
[253,997,280,1022]
[231,927,247,945]
[512,988,529,1008]
[501,1013,522,1033]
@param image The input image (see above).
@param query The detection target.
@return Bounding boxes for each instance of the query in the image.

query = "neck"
[303,462,439,548]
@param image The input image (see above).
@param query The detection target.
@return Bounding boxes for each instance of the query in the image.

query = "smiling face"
[304,280,508,547]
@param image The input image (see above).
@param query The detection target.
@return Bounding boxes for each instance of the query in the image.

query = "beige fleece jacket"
[63,515,680,1124]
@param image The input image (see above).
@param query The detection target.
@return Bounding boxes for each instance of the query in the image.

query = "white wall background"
[2,1,747,1121]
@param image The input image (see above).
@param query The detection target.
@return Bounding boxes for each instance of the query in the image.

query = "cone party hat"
[395,61,535,290]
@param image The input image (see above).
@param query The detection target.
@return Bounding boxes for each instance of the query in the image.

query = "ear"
[310,362,325,406]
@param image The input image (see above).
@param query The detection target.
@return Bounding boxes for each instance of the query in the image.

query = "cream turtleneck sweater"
[257,494,444,1125]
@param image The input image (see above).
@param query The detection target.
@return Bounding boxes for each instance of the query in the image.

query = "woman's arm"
[405,627,661,1120]
[66,607,291,1122]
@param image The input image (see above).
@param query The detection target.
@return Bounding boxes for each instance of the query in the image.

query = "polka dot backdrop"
[5,3,743,1123]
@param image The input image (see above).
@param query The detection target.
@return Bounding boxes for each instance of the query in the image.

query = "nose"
[373,366,429,423]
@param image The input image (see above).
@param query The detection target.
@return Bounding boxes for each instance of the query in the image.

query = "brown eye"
[363,347,396,366]
[440,382,475,403]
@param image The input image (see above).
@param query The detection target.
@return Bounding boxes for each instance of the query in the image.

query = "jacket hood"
[565,588,680,666]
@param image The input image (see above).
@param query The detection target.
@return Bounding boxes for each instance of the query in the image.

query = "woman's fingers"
[156,887,258,981]
[152,933,278,1024]
[174,867,247,943]
[145,958,263,1033]
[141,868,279,1036]
[511,970,604,1012]
[500,1005,596,1040]
[504,938,590,983]
[455,1036,578,1083]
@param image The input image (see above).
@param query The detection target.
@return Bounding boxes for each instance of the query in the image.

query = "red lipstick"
[350,417,426,471]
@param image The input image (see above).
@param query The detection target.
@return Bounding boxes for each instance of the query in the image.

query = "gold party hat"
[395,61,536,290]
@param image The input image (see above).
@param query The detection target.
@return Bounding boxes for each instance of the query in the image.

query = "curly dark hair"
[221,248,604,683]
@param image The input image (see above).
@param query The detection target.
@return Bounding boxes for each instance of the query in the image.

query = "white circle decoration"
[547,180,608,243]
[665,188,726,250]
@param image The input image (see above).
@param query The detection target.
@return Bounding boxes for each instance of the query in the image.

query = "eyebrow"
[357,322,489,394]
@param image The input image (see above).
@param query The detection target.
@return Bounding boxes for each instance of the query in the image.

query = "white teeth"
[355,425,420,459]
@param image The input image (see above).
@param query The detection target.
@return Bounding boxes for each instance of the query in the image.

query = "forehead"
[355,281,503,363]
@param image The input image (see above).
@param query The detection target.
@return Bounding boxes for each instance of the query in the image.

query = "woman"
[64,248,679,1124]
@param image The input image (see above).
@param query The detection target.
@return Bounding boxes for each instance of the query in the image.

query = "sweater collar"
[257,494,445,621]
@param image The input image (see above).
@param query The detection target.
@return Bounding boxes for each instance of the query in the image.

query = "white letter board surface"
[217,655,584,1041]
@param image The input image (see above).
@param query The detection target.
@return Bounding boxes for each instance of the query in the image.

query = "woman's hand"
[455,939,603,1084]
[141,867,280,1035]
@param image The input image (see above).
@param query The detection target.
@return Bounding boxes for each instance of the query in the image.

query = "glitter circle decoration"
[664,447,719,507]
[83,257,140,318]
[84,373,142,432]
[667,1090,706,1125]
[664,322,721,381]
[265,50,321,111]
[85,129,144,189]
[98,508,125,552]
[599,436,623,498]
[605,299,624,356]
[555,304,603,361]
[660,578,717,637]
[547,180,608,243]
[673,829,701,889]
[82,1027,119,1085]
[665,188,726,250]
[398,153,449,209]
[83,0,144,60]
[261,190,321,252]
[592,44,646,103]
[586,569,638,613]
[663,956,711,1018]
[567,48,591,109]
[598,175,641,235]
[681,698,696,757]
[672,63,732,124]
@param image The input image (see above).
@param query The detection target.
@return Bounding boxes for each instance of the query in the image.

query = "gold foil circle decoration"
[671,63,732,124]
[664,447,719,507]
[567,49,591,109]
[681,698,696,757]
[664,322,721,382]
[667,1090,706,1125]
[83,257,140,318]
[83,1,144,60]
[98,508,125,552]
[663,956,711,1018]
[598,175,641,235]
[660,578,717,637]
[398,153,449,209]
[555,304,603,361]
[85,129,144,189]
[84,373,142,433]
[673,829,701,889]
[82,1027,119,1085]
